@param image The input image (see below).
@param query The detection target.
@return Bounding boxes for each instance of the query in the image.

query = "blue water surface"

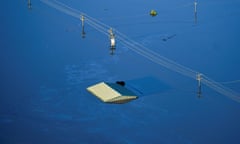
[1,0,240,144]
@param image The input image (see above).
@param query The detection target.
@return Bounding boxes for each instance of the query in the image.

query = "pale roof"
[87,82,137,104]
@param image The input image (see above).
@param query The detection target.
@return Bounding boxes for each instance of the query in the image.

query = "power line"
[39,0,240,103]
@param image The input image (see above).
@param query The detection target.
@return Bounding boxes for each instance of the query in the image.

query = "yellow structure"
[150,10,157,17]
[87,82,137,104]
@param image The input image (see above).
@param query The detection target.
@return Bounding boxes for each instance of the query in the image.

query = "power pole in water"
[109,28,116,55]
[196,73,202,98]
[28,0,32,10]
[80,15,86,38]
[194,1,198,24]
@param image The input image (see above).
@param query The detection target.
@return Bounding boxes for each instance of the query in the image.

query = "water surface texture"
[1,0,240,144]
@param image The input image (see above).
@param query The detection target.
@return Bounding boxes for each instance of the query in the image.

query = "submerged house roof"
[87,82,137,104]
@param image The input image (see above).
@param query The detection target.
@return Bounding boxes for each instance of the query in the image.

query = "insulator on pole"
[81,15,85,27]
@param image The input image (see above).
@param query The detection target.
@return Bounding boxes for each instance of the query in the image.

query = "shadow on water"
[125,76,170,97]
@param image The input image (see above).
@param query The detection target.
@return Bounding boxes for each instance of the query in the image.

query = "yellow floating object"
[150,10,157,17]
[87,82,137,104]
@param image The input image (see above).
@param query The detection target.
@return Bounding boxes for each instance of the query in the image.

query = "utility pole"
[194,1,198,24]
[109,28,116,55]
[80,15,86,38]
[28,0,32,10]
[196,73,202,98]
